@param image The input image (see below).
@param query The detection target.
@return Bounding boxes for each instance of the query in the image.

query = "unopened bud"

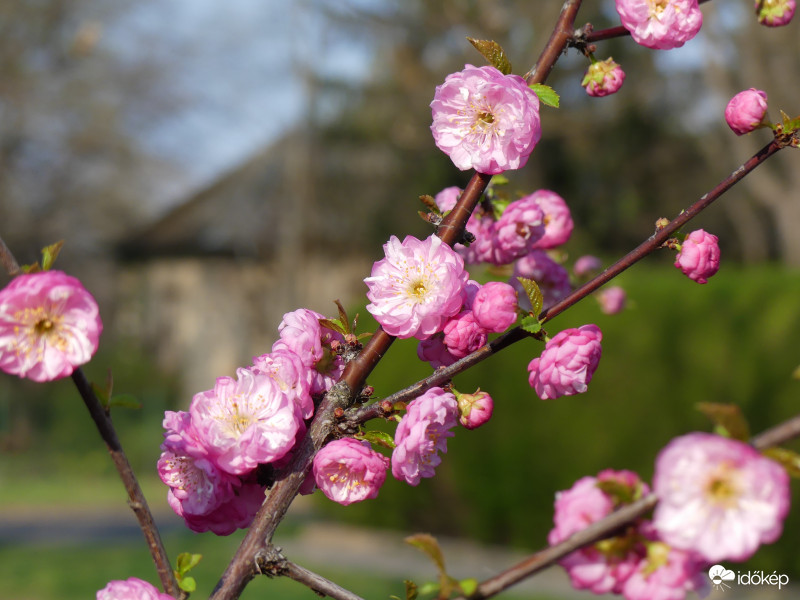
[581,57,625,97]
[456,389,494,430]
[756,0,796,27]
[724,88,769,135]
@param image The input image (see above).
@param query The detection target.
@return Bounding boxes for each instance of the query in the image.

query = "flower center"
[705,466,739,507]
[34,317,56,336]
[408,278,428,299]
[648,0,668,16]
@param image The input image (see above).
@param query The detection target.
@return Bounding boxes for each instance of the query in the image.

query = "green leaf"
[108,394,142,410]
[403,580,419,600]
[359,430,396,450]
[458,578,478,596]
[780,110,800,134]
[417,582,440,596]
[520,315,541,335]
[178,576,196,593]
[696,402,750,441]
[466,38,512,75]
[20,262,41,274]
[176,552,203,574]
[763,447,800,478]
[405,533,446,573]
[528,83,560,108]
[490,175,509,186]
[516,277,543,317]
[319,318,347,336]
[40,241,64,271]
[91,381,110,409]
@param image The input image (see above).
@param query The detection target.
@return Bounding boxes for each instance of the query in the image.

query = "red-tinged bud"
[456,389,494,430]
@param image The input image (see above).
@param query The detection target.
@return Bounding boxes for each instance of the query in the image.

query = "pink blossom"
[417,334,458,369]
[442,310,488,359]
[471,281,518,332]
[489,197,546,264]
[549,470,648,594]
[0,270,102,382]
[528,190,574,249]
[252,350,314,419]
[674,229,720,284]
[313,438,390,505]
[512,250,572,310]
[365,235,468,339]
[392,387,459,485]
[756,0,796,26]
[97,577,173,600]
[573,255,603,277]
[430,64,542,174]
[272,308,344,395]
[582,58,626,97]
[724,88,768,135]
[597,286,627,315]
[456,389,494,429]
[190,367,303,475]
[528,324,602,400]
[653,432,790,563]
[621,541,708,600]
[181,479,266,536]
[615,0,703,50]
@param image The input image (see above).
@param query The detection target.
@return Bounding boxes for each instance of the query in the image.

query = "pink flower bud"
[756,0,796,26]
[528,324,602,400]
[313,438,390,506]
[456,389,494,429]
[597,286,626,315]
[471,281,518,332]
[674,229,720,284]
[528,190,574,249]
[431,64,542,174]
[615,0,703,50]
[489,197,546,264]
[417,334,458,369]
[581,58,625,97]
[442,310,488,359]
[573,255,602,277]
[0,270,102,382]
[724,88,769,135]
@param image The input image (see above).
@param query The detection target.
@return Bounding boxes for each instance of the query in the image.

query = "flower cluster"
[551,434,790,599]
[615,0,703,50]
[430,64,541,174]
[0,270,102,382]
[158,307,348,533]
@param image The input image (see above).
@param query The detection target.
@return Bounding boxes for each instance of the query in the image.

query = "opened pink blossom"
[615,0,703,50]
[392,387,459,485]
[489,197,545,264]
[313,438,390,505]
[724,88,768,135]
[365,235,468,339]
[190,367,303,475]
[252,350,314,419]
[528,324,602,400]
[0,270,102,382]
[653,432,790,563]
[527,190,574,249]
[97,578,173,600]
[431,64,541,174]
[674,229,720,284]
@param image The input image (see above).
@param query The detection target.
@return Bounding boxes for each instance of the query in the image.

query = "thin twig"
[282,562,367,600]
[456,410,800,600]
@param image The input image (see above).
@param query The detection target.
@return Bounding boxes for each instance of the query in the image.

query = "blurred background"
[1,1,800,598]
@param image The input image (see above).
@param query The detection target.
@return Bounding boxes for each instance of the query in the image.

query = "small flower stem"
[0,235,179,598]
[454,411,800,600]
[282,561,367,600]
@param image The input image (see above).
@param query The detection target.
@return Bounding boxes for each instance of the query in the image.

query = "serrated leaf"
[318,318,347,336]
[529,83,560,108]
[516,277,543,317]
[520,315,542,334]
[178,576,196,593]
[406,533,446,573]
[360,430,396,450]
[108,394,142,410]
[40,241,64,271]
[762,447,800,478]
[696,403,750,441]
[356,332,374,341]
[458,578,478,596]
[466,38,512,74]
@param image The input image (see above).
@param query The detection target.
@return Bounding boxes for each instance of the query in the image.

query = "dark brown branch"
[0,235,179,598]
[282,562,367,600]
[525,0,584,85]
[457,410,800,600]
